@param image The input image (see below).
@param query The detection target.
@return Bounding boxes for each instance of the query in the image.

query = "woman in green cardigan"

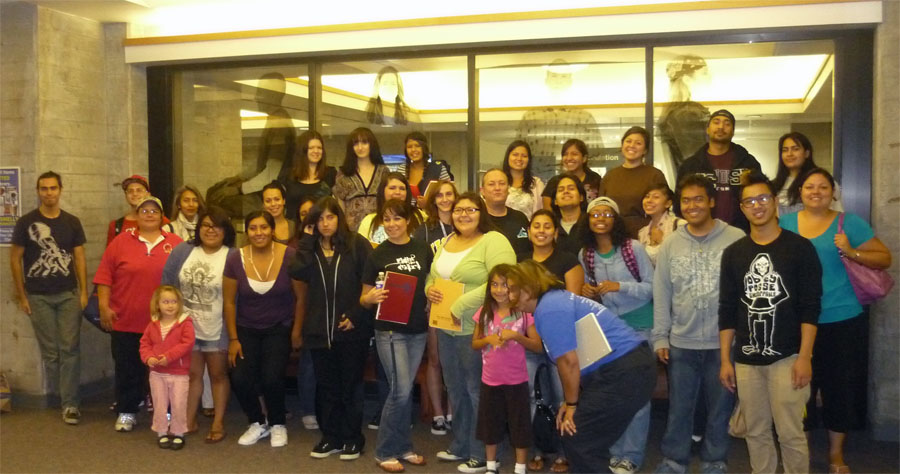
[425,191,516,472]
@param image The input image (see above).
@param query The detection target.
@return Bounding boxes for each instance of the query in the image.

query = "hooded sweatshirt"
[139,313,195,376]
[651,219,744,351]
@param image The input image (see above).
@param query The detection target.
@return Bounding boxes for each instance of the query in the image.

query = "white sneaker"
[270,424,287,447]
[114,413,136,432]
[302,415,319,430]
[238,422,270,445]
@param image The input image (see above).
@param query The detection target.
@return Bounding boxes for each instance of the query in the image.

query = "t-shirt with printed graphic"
[488,207,532,255]
[719,230,822,366]
[178,246,228,341]
[707,150,736,225]
[12,209,86,294]
[473,306,534,386]
[362,238,433,334]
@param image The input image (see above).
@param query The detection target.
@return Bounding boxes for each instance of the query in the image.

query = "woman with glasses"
[94,196,184,432]
[161,206,236,443]
[332,127,389,231]
[779,168,891,474]
[576,196,654,474]
[425,192,516,472]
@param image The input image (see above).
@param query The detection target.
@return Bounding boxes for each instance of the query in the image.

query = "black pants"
[111,331,146,414]
[562,343,656,473]
[311,338,369,447]
[230,324,292,426]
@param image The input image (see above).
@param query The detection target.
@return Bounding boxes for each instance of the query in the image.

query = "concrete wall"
[0,3,148,403]
[868,0,899,442]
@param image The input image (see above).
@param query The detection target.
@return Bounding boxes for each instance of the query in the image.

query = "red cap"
[121,175,149,191]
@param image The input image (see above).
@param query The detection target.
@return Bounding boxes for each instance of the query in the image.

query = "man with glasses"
[676,109,761,232]
[10,171,88,425]
[651,174,744,474]
[480,168,531,255]
[718,171,821,474]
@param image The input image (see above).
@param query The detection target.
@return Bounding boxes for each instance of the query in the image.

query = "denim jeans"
[438,330,485,462]
[374,331,427,459]
[296,348,316,416]
[27,290,82,408]
[660,347,733,468]
[610,329,652,467]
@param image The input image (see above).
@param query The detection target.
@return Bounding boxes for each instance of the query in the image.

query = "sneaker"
[431,417,448,435]
[269,424,287,447]
[310,439,343,458]
[237,422,270,446]
[340,442,363,460]
[611,459,638,474]
[114,413,137,432]
[62,406,81,425]
[302,415,319,430]
[368,413,381,430]
[458,458,487,473]
[446,417,452,430]
[145,395,153,412]
[437,450,464,462]
[700,461,727,474]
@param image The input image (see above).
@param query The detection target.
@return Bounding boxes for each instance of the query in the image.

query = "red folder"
[376,271,418,325]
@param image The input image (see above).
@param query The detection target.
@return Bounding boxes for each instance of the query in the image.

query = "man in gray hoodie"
[652,174,745,474]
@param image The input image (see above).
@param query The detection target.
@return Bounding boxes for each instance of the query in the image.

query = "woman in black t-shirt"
[360,199,433,471]
[282,130,337,219]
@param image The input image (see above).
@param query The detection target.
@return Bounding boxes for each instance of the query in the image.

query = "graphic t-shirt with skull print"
[12,209,86,294]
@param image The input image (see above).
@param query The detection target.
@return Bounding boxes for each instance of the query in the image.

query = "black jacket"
[290,233,373,349]
[676,143,761,232]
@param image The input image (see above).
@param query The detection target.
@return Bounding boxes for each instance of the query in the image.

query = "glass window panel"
[476,48,646,185]
[319,57,469,190]
[173,64,309,220]
[653,41,835,184]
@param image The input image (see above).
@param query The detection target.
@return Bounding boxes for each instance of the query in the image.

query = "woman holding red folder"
[360,199,433,472]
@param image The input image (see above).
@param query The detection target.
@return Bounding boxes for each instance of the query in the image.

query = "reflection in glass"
[657,55,710,173]
[366,66,410,126]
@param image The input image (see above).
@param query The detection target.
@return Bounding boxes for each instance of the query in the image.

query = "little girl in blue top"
[472,264,543,474]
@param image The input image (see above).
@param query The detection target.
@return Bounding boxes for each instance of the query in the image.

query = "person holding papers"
[576,196,655,474]
[425,192,516,473]
[507,260,655,474]
[360,199,433,473]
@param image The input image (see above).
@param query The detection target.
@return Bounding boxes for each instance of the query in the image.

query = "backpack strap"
[583,247,598,286]
[621,239,641,282]
[114,217,125,235]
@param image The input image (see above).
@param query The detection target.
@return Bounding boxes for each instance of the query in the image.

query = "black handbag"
[532,363,559,454]
[82,285,109,333]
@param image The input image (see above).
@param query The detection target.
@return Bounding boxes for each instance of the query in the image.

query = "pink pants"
[149,371,189,436]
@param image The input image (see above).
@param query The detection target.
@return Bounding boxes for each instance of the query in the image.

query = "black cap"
[708,109,735,126]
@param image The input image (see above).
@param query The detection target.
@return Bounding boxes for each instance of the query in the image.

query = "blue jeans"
[610,329,652,467]
[438,331,485,462]
[27,290,82,408]
[374,331,427,459]
[296,348,316,416]
[660,347,733,468]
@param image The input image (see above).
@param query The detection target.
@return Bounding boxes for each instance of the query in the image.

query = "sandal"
[378,459,405,473]
[550,458,569,473]
[829,464,851,474]
[401,453,426,466]
[158,435,172,449]
[528,455,545,471]
[205,430,226,444]
[202,408,215,417]
[170,436,185,451]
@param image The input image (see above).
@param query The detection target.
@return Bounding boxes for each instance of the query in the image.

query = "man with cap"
[106,175,170,247]
[676,110,761,232]
[94,195,182,432]
[10,171,88,425]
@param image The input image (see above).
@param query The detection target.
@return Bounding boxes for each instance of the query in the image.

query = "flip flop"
[550,458,569,473]
[528,455,545,471]
[205,430,226,444]
[378,459,405,473]
[401,453,426,466]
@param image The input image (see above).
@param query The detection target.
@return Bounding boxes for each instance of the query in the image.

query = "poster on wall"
[0,167,21,245]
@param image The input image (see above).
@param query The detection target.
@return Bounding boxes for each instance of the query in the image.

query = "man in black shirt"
[480,168,531,255]
[10,171,88,425]
[718,172,821,474]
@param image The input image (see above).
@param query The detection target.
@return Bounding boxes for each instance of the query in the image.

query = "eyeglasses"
[139,208,160,215]
[589,212,616,219]
[740,194,773,209]
[452,207,480,216]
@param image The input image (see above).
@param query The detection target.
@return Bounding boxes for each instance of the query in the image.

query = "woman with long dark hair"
[167,185,206,242]
[291,196,373,461]
[283,130,336,219]
[366,66,410,126]
[397,132,453,206]
[541,139,601,210]
[332,128,389,231]
[357,172,423,246]
[772,132,843,216]
[503,140,544,219]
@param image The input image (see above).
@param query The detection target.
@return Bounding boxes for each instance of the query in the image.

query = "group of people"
[9,111,892,474]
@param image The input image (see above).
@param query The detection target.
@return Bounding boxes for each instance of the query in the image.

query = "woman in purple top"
[223,210,303,448]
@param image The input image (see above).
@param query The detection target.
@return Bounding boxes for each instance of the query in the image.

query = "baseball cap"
[121,174,149,191]
[136,195,163,210]
[587,196,620,215]
[708,109,735,126]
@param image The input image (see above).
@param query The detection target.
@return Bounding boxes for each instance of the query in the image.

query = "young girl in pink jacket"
[140,285,195,449]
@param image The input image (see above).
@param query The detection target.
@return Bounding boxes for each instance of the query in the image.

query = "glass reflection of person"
[207,72,296,218]
[366,66,409,126]
[658,55,711,173]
